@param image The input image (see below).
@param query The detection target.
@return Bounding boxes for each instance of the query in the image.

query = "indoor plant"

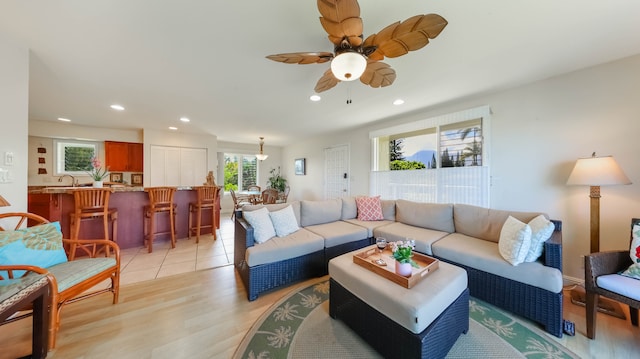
[391,240,419,277]
[267,167,287,193]
[87,157,109,187]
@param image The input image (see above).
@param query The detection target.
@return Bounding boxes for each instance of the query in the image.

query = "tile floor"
[117,214,235,286]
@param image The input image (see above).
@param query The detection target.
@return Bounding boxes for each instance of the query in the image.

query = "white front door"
[324,144,350,199]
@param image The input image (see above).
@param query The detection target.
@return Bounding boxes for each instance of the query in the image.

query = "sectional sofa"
[234,197,564,337]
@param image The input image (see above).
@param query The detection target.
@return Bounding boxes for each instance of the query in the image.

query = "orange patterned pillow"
[355,196,384,221]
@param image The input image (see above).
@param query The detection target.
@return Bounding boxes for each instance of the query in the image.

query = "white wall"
[284,54,640,281]
[0,35,29,214]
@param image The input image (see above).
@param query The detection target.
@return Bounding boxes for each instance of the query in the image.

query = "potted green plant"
[267,167,287,193]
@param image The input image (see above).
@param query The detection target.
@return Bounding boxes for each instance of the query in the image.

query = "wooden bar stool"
[188,186,220,243]
[70,188,118,254]
[143,187,177,253]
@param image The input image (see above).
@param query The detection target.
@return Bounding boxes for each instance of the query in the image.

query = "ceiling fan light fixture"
[256,137,269,161]
[330,51,367,81]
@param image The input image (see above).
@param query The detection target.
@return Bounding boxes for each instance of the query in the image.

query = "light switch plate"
[4,152,13,166]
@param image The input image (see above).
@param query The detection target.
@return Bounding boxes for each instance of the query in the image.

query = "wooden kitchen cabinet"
[105,141,143,172]
[28,193,62,226]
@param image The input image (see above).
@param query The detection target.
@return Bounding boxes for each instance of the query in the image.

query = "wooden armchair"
[0,212,120,349]
[584,218,640,339]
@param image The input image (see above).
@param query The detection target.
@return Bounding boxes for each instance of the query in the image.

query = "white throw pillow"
[620,224,640,280]
[499,216,532,266]
[242,207,276,244]
[524,215,555,262]
[269,205,300,237]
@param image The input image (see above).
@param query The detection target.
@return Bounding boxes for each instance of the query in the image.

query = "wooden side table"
[0,274,51,359]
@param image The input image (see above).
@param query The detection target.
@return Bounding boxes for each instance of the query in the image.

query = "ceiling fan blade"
[363,14,447,59]
[317,0,363,47]
[314,69,340,93]
[266,52,334,64]
[360,61,396,88]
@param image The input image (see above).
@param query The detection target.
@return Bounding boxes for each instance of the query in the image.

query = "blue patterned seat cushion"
[0,222,68,277]
[46,258,117,292]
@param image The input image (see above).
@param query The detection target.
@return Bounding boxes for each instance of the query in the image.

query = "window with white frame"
[53,139,99,176]
[223,153,258,191]
[370,106,491,207]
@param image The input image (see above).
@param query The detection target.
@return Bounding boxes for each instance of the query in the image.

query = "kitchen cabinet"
[105,141,143,172]
[149,145,207,186]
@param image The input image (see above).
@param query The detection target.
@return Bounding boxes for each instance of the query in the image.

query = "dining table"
[237,190,262,204]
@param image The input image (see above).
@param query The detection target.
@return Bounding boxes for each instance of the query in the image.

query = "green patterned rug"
[234,279,579,359]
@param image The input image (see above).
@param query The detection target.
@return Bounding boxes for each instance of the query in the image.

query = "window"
[370,106,490,207]
[53,139,98,176]
[223,153,258,191]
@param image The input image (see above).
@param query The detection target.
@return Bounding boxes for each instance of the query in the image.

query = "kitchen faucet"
[58,174,78,187]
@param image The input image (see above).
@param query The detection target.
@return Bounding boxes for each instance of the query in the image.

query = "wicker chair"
[230,189,251,219]
[261,188,278,205]
[0,212,120,349]
[584,218,640,339]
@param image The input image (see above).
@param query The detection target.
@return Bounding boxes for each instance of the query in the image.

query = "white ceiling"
[1,1,639,146]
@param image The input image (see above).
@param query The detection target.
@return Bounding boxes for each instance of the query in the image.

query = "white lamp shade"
[256,154,268,161]
[330,52,367,81]
[567,155,631,186]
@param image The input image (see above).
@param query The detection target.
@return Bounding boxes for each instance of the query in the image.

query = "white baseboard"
[563,275,584,287]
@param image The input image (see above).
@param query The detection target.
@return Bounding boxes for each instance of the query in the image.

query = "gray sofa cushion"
[246,228,324,267]
[344,219,394,237]
[431,233,563,293]
[381,200,396,221]
[373,222,450,256]
[243,201,301,226]
[341,197,358,220]
[453,204,546,243]
[300,199,342,226]
[396,200,454,233]
[305,221,369,248]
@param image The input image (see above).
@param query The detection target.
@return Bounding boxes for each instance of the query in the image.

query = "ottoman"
[329,248,469,359]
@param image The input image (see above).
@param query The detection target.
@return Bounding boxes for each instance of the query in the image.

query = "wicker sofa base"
[329,278,469,359]
[436,257,563,338]
[236,250,325,301]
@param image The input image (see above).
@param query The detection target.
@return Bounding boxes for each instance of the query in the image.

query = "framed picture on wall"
[295,158,306,175]
[131,173,143,186]
[110,172,123,183]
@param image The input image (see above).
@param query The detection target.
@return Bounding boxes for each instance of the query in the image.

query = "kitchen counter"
[27,186,219,249]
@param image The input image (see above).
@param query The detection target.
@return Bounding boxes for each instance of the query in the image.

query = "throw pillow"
[269,205,300,237]
[355,196,384,221]
[242,207,276,244]
[498,216,532,266]
[0,222,67,277]
[524,215,555,262]
[620,224,640,280]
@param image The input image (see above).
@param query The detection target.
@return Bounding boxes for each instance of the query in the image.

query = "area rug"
[233,279,580,359]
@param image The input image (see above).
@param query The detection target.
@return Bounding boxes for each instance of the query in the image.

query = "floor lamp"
[566,152,631,316]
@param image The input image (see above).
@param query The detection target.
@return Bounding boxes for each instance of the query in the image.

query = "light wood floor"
[2,217,640,358]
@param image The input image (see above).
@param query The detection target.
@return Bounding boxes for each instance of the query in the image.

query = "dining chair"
[261,188,278,205]
[230,189,251,219]
[584,217,640,339]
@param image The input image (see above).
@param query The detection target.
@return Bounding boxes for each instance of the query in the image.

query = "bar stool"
[188,186,220,243]
[70,188,118,255]
[144,187,177,253]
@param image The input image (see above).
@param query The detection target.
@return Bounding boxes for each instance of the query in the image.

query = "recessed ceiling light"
[110,104,125,111]
[310,95,321,102]
[180,117,190,122]
[57,117,71,122]
[393,99,405,105]
[168,126,178,130]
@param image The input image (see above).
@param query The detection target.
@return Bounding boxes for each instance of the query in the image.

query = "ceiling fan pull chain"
[346,85,352,104]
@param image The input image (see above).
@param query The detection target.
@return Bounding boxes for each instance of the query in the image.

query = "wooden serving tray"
[352,246,439,288]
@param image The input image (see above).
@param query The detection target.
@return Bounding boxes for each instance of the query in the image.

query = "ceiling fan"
[266,0,448,93]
